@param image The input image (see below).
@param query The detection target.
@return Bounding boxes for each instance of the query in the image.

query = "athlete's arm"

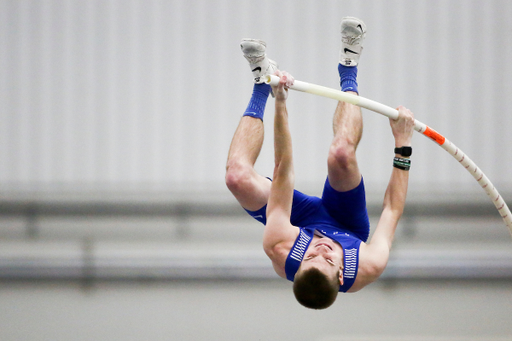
[362,106,415,279]
[262,71,299,267]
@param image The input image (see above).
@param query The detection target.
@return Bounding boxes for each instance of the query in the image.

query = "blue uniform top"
[245,177,370,293]
[284,224,362,292]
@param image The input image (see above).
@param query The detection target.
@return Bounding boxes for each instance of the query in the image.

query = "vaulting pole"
[265,75,512,236]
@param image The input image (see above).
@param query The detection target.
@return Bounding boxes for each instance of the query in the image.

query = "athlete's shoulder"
[265,236,299,279]
[263,214,299,257]
[348,242,386,291]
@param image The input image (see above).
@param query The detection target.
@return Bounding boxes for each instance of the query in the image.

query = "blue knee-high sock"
[338,64,359,94]
[243,83,271,121]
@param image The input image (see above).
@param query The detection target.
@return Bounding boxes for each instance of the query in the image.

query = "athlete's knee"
[225,160,254,195]
[328,139,358,171]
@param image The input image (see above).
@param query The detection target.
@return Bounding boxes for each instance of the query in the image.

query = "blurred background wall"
[0,0,511,340]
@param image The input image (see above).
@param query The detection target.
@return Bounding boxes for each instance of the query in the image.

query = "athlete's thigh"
[232,173,271,212]
[321,176,370,241]
[245,187,322,226]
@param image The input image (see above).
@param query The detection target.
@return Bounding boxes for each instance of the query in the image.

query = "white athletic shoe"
[339,17,367,66]
[240,39,278,84]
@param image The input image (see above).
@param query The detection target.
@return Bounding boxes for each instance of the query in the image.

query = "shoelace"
[342,35,362,46]
[244,54,265,64]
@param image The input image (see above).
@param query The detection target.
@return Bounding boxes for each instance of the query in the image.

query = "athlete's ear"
[338,268,344,286]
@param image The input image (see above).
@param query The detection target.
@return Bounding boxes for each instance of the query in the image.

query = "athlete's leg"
[226,116,270,211]
[327,98,363,192]
[327,17,367,192]
[225,39,277,211]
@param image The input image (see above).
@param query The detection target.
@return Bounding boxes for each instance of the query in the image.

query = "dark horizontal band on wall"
[0,243,511,281]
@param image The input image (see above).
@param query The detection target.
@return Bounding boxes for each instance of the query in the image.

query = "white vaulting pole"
[265,75,512,236]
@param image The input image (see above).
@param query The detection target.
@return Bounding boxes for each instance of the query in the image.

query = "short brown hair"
[293,267,340,309]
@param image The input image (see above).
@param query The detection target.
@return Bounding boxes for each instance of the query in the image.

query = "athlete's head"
[293,238,344,309]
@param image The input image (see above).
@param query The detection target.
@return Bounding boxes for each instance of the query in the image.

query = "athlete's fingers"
[281,71,294,88]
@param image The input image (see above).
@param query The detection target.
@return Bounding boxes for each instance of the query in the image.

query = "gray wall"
[1,0,512,340]
[1,280,511,341]
[1,0,512,194]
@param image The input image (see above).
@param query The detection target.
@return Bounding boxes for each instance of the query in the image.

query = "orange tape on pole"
[423,126,446,145]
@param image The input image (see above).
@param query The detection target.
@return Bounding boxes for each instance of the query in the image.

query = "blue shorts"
[245,177,370,242]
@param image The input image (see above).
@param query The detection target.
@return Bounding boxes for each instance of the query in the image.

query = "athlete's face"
[301,238,344,282]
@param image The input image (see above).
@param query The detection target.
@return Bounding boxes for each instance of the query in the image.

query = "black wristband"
[394,146,412,157]
[393,157,411,171]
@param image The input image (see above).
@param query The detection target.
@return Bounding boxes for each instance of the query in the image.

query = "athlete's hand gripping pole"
[265,74,512,236]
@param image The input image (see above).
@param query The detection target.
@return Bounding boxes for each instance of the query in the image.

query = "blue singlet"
[245,177,370,292]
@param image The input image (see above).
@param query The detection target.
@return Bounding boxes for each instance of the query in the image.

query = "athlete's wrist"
[275,98,287,106]
[394,139,411,148]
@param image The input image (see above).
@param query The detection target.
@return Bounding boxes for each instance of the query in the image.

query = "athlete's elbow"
[263,243,276,260]
[382,202,404,221]
[273,161,294,180]
[262,236,278,260]
[369,263,387,281]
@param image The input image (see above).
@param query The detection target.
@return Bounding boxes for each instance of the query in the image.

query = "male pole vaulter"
[226,17,415,309]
